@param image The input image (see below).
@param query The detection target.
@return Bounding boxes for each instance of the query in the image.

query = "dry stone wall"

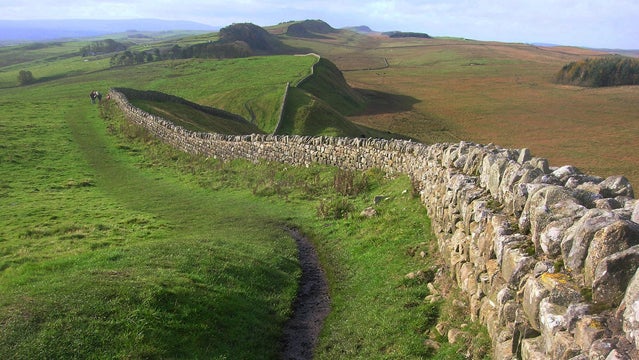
[110,88,639,359]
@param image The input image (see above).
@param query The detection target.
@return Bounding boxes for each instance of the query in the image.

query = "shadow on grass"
[355,88,421,115]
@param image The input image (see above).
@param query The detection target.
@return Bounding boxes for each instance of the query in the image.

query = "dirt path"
[280,228,331,360]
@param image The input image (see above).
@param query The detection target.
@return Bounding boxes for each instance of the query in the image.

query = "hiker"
[90,90,97,104]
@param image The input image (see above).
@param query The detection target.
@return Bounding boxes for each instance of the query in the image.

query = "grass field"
[0,81,305,358]
[285,33,639,185]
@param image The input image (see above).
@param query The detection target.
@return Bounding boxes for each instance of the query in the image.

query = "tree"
[17,70,35,85]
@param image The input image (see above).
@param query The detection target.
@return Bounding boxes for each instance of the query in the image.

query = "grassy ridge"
[297,58,365,116]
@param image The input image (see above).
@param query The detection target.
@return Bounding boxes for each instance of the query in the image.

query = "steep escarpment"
[296,57,366,116]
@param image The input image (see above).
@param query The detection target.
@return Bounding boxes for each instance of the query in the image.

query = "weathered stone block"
[539,298,567,350]
[605,349,631,360]
[564,303,591,333]
[588,338,615,360]
[481,154,510,197]
[600,175,634,199]
[458,261,476,293]
[573,316,609,353]
[521,185,584,250]
[585,220,639,285]
[499,300,519,326]
[553,165,582,184]
[522,276,550,331]
[592,245,639,307]
[494,233,527,264]
[540,217,574,258]
[624,268,639,350]
[493,338,515,360]
[562,208,619,273]
[518,148,532,164]
[521,336,546,360]
[550,331,582,359]
[501,245,535,286]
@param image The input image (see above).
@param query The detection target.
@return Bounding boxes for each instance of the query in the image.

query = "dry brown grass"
[290,35,639,186]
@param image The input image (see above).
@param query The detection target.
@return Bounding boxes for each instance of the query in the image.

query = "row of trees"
[555,55,639,87]
[80,39,128,57]
[109,41,255,67]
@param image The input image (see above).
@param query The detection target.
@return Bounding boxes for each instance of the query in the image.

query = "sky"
[2,0,638,49]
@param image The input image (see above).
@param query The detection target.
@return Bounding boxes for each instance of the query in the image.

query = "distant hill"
[285,20,337,38]
[343,26,375,34]
[183,23,299,58]
[218,23,289,53]
[0,19,217,43]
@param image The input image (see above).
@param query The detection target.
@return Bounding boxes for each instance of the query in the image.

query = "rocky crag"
[110,88,639,359]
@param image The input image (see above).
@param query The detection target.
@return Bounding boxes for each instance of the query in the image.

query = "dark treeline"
[555,55,639,87]
[81,39,128,56]
[108,41,253,67]
[382,31,431,39]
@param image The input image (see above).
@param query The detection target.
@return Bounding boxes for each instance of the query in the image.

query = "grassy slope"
[279,86,368,137]
[0,81,304,358]
[283,33,639,185]
[130,98,262,134]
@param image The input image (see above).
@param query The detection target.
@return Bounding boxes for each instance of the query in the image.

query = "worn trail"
[280,228,330,360]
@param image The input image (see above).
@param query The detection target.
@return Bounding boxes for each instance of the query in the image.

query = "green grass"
[130,98,262,134]
[311,184,439,359]
[279,87,368,136]
[0,84,304,358]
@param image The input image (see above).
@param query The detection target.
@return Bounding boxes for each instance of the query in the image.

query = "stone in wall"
[584,220,639,285]
[561,208,620,275]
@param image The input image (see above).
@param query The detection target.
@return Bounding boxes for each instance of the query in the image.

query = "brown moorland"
[282,31,639,186]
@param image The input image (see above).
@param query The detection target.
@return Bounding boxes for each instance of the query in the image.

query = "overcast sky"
[2,0,638,49]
